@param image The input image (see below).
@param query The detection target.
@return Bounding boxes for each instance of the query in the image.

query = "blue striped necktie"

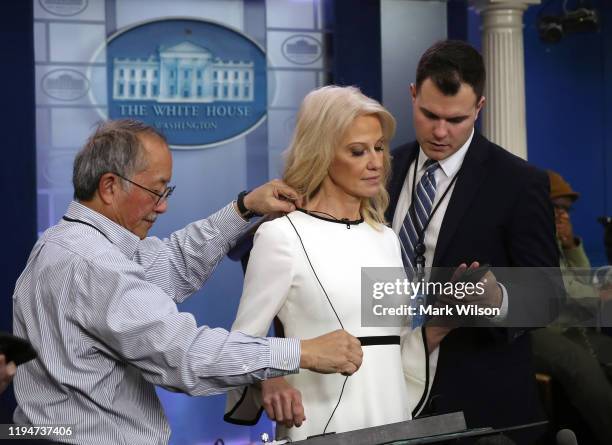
[399,159,440,272]
[399,159,439,328]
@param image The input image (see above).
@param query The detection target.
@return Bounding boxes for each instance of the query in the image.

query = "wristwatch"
[236,190,260,220]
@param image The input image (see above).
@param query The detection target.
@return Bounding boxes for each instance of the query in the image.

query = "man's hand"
[243,180,299,215]
[451,262,502,309]
[424,264,479,351]
[556,211,577,249]
[423,325,452,354]
[261,377,305,428]
[600,285,612,302]
[426,262,502,351]
[299,330,362,375]
[0,354,16,395]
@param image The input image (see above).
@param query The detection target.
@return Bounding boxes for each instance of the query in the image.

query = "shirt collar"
[64,201,141,259]
[418,128,474,178]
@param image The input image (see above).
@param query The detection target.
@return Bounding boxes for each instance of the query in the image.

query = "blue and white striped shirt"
[12,201,300,444]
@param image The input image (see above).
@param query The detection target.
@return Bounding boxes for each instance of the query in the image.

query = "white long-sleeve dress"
[225,210,430,441]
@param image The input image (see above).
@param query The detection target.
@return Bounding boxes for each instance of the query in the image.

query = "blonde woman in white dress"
[225,86,425,441]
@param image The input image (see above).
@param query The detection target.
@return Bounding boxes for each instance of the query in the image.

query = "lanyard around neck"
[409,150,462,269]
[62,216,111,243]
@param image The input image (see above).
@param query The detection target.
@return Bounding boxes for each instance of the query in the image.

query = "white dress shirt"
[392,130,473,266]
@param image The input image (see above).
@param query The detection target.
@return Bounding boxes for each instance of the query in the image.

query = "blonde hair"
[283,85,396,227]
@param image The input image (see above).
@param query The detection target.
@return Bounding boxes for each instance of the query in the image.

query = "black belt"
[357,335,400,346]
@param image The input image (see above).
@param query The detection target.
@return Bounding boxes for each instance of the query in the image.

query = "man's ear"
[410,83,417,102]
[475,96,486,120]
[98,173,119,205]
[476,96,487,114]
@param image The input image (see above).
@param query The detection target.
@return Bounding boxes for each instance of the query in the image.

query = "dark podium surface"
[288,412,547,445]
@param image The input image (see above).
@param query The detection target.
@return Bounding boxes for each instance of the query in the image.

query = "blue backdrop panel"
[522,1,610,266]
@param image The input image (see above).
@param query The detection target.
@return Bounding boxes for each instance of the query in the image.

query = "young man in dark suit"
[386,40,559,443]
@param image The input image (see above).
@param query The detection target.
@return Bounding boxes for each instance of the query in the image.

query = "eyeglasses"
[553,203,572,213]
[113,172,175,206]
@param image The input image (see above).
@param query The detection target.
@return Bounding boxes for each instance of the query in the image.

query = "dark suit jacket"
[386,132,559,437]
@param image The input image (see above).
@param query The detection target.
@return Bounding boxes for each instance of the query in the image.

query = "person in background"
[531,170,612,445]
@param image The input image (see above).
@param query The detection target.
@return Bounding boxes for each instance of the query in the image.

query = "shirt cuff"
[208,202,251,244]
[267,337,300,378]
[563,238,591,267]
[489,281,509,322]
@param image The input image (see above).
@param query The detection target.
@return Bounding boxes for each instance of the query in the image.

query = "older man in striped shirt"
[12,119,362,445]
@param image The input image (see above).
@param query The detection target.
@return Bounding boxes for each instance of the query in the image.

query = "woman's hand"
[261,376,305,428]
[0,354,16,395]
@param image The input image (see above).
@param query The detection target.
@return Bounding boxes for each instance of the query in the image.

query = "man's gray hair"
[72,119,166,201]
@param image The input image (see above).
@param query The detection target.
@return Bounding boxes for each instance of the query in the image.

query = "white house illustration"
[46,73,86,91]
[112,41,254,102]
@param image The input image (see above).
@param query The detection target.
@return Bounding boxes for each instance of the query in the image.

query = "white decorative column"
[471,0,539,159]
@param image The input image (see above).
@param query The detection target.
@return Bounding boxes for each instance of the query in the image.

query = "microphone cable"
[285,214,349,436]
[286,214,345,329]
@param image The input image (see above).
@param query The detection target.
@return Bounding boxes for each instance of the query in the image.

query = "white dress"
[225,210,427,441]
